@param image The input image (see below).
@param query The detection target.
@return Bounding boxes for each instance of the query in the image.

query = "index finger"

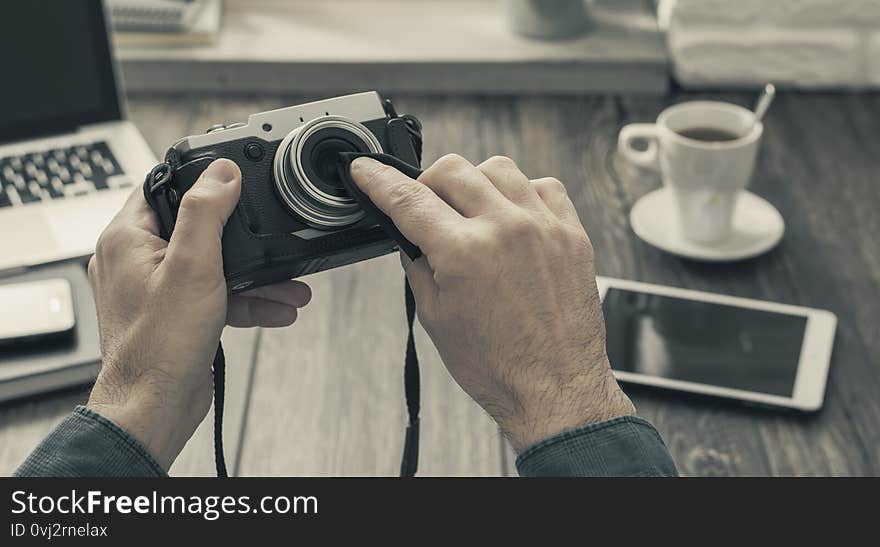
[107,187,162,238]
[349,157,463,252]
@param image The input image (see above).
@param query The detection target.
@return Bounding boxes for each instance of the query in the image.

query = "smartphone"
[0,278,76,347]
[597,277,837,411]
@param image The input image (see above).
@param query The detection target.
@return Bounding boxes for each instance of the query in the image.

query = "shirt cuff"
[15,405,166,477]
[515,415,678,477]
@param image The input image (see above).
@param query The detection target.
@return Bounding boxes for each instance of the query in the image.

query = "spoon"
[751,83,776,129]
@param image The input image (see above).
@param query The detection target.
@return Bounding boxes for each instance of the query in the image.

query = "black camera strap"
[401,279,420,477]
[212,344,228,476]
[336,150,425,477]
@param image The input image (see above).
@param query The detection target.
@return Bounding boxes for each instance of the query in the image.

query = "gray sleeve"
[515,415,678,477]
[14,405,166,477]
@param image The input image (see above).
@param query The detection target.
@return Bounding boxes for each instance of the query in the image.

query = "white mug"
[618,101,763,244]
[505,0,588,40]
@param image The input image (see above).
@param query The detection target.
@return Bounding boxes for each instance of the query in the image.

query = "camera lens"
[273,116,382,229]
[310,139,352,192]
[303,134,366,196]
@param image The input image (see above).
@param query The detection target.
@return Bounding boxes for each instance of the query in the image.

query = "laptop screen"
[0,0,121,143]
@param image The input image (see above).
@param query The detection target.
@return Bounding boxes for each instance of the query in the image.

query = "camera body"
[148,92,421,292]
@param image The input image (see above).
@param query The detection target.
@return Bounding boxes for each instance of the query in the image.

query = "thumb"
[165,158,242,273]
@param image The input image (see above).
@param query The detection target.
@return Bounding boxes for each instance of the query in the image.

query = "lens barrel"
[273,116,382,228]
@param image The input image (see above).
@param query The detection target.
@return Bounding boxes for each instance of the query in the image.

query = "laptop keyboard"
[0,141,132,208]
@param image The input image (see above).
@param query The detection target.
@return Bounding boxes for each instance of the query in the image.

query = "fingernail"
[203,158,240,184]
[350,156,378,174]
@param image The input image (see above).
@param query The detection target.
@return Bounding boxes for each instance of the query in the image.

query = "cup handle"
[618,123,660,172]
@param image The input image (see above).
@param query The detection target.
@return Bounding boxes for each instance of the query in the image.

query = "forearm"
[14,406,166,478]
[515,415,678,477]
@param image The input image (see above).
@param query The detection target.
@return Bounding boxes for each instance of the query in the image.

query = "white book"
[112,0,222,46]
[108,0,206,32]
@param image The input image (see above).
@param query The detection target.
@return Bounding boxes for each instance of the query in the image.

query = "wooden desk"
[1,92,877,476]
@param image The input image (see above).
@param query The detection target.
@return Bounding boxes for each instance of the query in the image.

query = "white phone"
[0,278,76,346]
[597,277,836,411]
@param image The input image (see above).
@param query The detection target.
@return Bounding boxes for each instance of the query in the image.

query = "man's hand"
[86,159,311,470]
[350,154,634,452]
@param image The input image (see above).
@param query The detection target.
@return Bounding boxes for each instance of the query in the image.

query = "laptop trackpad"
[47,194,122,252]
[0,209,59,267]
[0,193,126,270]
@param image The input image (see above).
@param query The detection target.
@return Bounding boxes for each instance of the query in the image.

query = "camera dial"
[273,116,382,228]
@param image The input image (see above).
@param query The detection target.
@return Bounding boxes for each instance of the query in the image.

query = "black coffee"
[677,127,741,142]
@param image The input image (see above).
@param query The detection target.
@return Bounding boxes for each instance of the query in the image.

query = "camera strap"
[212,344,228,476]
[401,279,420,477]
[336,150,426,477]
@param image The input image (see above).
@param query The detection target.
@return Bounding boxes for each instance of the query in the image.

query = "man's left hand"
[86,159,311,470]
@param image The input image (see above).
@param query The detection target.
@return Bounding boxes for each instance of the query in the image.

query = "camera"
[144,92,422,292]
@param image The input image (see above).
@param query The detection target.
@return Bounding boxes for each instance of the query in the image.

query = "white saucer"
[630,188,785,262]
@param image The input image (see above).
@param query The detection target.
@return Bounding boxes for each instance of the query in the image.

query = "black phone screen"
[602,288,807,396]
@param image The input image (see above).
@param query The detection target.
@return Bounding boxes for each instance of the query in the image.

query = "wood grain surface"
[1,92,876,476]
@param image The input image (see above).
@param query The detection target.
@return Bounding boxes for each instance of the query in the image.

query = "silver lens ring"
[273,116,382,228]
[293,117,383,207]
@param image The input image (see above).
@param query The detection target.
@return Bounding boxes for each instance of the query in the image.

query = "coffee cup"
[505,0,588,40]
[618,101,763,244]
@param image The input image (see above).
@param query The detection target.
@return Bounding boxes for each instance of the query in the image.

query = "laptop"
[0,0,157,273]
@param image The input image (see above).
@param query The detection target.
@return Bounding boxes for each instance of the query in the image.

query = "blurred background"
[111,0,880,94]
[0,0,877,477]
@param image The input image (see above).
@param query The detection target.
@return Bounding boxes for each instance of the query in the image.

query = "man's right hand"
[350,154,635,453]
